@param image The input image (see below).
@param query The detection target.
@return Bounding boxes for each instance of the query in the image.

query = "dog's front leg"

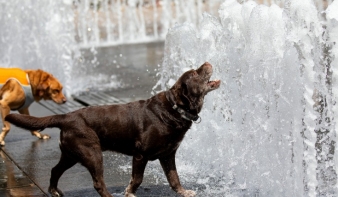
[18,107,50,139]
[159,152,196,197]
[125,155,148,197]
[0,103,11,146]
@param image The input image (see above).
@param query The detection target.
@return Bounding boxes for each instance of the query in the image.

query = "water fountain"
[155,0,338,196]
[1,0,338,196]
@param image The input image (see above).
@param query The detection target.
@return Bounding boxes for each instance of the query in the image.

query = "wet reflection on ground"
[0,148,45,196]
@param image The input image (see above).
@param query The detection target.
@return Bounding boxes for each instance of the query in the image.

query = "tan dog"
[0,68,66,146]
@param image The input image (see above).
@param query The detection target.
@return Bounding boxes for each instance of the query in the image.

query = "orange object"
[0,68,30,85]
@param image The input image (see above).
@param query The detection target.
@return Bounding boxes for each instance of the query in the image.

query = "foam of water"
[155,0,338,196]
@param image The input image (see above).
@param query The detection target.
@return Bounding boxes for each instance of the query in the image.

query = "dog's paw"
[124,185,137,197]
[35,133,50,139]
[31,131,50,139]
[41,134,51,139]
[124,192,136,197]
[0,140,5,146]
[178,189,196,197]
[48,187,64,197]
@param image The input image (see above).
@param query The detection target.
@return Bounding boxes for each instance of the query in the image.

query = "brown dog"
[5,62,220,197]
[0,68,66,146]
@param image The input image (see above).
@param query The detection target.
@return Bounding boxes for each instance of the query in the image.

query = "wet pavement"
[0,41,199,196]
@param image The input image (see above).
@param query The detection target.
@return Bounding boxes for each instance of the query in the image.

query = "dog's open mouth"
[207,80,221,89]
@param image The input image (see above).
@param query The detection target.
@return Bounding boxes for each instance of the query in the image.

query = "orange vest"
[0,68,30,85]
[0,68,34,110]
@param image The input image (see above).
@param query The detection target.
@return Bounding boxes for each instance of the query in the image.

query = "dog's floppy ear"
[181,81,203,111]
[36,71,50,97]
[177,82,192,107]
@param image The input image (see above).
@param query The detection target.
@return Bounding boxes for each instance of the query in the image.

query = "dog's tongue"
[208,80,221,88]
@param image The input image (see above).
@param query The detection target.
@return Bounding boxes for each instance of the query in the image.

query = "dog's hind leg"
[125,156,148,197]
[18,107,50,139]
[78,144,112,197]
[49,152,77,197]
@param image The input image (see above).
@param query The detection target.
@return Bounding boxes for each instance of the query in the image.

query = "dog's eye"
[52,90,60,94]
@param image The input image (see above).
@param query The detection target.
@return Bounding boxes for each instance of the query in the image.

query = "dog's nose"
[204,62,212,68]
[62,98,67,103]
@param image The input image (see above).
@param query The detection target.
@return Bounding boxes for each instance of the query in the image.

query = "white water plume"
[155,0,338,196]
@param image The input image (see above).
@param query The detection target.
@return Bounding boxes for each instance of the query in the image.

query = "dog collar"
[165,91,200,122]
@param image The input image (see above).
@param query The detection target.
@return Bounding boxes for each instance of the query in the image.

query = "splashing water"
[155,0,338,196]
[1,0,338,196]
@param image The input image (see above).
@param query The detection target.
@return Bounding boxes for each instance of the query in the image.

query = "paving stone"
[0,149,46,197]
[38,99,85,114]
[73,91,124,107]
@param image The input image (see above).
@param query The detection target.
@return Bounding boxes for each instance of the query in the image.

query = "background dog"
[0,68,66,146]
[5,62,220,197]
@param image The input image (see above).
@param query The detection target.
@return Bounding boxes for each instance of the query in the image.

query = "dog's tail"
[5,114,65,131]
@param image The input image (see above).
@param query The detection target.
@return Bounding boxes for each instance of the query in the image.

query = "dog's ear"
[181,82,188,95]
[37,82,48,97]
[36,71,50,97]
[177,82,191,107]
[181,81,203,111]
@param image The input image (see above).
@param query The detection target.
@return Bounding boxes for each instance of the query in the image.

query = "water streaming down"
[1,0,338,196]
[154,0,338,196]
[73,0,222,47]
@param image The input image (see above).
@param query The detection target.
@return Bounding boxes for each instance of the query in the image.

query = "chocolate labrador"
[5,62,220,197]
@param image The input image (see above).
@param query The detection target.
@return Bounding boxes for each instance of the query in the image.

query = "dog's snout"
[196,62,213,75]
[62,98,67,103]
[204,62,212,68]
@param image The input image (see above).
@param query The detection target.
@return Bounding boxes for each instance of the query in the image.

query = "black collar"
[165,90,200,122]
